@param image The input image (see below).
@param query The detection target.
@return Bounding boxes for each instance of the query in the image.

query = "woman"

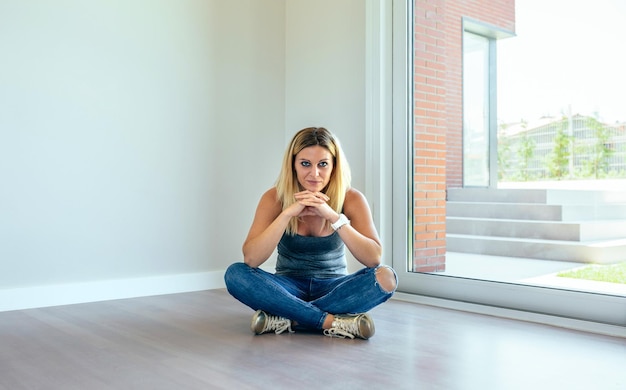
[224,127,397,339]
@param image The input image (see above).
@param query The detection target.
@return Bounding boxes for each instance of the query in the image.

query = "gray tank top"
[275,231,347,278]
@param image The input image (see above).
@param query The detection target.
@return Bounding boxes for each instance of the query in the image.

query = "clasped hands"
[289,190,334,219]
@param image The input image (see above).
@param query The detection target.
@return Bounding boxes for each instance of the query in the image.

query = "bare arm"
[242,188,305,267]
[335,189,382,267]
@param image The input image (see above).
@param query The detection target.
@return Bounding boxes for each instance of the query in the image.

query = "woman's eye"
[319,162,328,168]
[301,161,311,167]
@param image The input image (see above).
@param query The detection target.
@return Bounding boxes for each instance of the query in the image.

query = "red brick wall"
[412,0,515,272]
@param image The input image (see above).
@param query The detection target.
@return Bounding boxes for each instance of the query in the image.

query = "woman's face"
[294,145,334,192]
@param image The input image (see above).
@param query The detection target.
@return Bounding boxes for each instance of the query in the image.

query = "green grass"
[557,262,626,284]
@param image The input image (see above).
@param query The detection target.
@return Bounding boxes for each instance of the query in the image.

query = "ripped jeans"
[224,262,397,330]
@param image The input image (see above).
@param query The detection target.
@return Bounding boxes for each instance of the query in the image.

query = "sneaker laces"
[324,316,361,339]
[262,314,294,335]
[324,327,356,339]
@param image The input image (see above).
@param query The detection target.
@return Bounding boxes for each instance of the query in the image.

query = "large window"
[388,1,625,331]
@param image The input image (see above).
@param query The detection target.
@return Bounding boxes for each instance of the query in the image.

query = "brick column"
[413,0,447,272]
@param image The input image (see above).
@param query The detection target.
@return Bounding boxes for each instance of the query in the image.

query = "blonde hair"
[276,127,351,234]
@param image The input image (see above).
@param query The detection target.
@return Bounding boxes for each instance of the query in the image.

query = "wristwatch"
[331,213,350,230]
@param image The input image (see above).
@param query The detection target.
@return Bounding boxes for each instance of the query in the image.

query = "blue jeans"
[224,262,397,330]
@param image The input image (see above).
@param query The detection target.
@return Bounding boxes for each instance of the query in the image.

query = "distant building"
[498,115,626,180]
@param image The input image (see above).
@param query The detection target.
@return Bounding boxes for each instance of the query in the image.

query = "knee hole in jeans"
[375,265,397,293]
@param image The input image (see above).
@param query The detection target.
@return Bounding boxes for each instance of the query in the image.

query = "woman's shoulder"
[343,188,374,223]
[251,188,282,219]
[259,187,281,206]
[343,188,369,209]
[262,187,278,198]
[259,187,282,209]
[345,187,366,202]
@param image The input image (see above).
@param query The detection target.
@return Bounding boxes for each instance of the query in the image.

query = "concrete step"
[447,201,626,221]
[447,217,626,241]
[447,234,626,264]
[448,188,626,205]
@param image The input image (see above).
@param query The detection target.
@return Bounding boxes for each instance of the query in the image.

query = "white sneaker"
[250,310,294,335]
[323,313,375,339]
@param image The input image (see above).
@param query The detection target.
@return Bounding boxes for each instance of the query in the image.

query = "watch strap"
[331,213,350,230]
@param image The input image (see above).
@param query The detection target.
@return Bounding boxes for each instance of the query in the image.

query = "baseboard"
[392,292,626,338]
[0,271,226,312]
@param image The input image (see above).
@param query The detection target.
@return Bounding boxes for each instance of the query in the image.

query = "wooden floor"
[1,289,624,390]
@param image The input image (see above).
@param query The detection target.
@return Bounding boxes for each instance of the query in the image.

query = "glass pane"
[411,3,626,300]
[463,33,490,187]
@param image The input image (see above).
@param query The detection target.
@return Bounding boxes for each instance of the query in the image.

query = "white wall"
[286,0,367,271]
[285,0,366,193]
[0,0,286,309]
[0,0,370,310]
[205,1,287,273]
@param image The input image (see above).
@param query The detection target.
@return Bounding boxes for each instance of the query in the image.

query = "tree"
[517,132,535,181]
[498,138,512,180]
[546,117,571,179]
[584,116,614,179]
[497,123,512,180]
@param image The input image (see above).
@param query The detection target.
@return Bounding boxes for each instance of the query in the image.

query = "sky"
[497,0,626,124]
